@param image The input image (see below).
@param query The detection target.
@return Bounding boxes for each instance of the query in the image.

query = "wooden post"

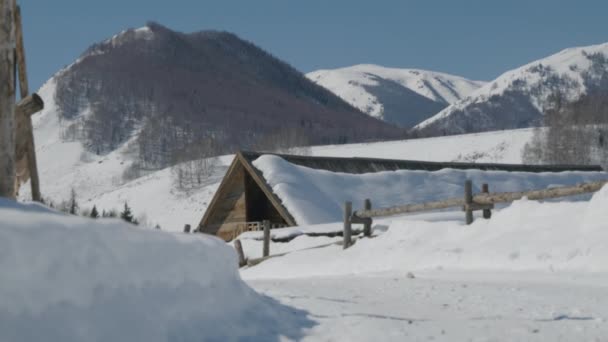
[14,5,26,96]
[464,180,473,225]
[262,219,270,257]
[183,224,191,233]
[14,5,41,202]
[0,0,16,198]
[482,183,492,219]
[363,198,372,237]
[343,201,352,249]
[234,239,246,267]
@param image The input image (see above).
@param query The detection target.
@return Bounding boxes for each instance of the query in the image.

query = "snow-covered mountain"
[47,22,401,169]
[307,64,485,127]
[414,42,608,135]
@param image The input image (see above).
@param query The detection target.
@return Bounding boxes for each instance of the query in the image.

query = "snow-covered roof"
[199,152,605,237]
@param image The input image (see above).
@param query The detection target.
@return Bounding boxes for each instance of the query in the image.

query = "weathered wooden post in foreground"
[263,220,270,257]
[0,0,16,198]
[481,183,492,219]
[14,4,41,202]
[464,180,474,225]
[363,198,372,237]
[343,201,352,249]
[234,239,246,267]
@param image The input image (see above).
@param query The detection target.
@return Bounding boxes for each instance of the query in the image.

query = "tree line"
[46,188,162,228]
[523,90,608,169]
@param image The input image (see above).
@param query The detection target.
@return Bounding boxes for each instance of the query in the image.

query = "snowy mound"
[0,201,311,341]
[252,155,607,226]
[243,185,608,279]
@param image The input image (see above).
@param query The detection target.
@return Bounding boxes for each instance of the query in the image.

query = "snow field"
[249,271,608,342]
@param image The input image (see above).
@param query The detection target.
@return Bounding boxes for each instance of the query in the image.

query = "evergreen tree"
[90,205,99,219]
[120,202,135,224]
[69,188,79,215]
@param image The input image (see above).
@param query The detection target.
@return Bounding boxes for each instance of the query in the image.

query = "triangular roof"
[198,152,297,232]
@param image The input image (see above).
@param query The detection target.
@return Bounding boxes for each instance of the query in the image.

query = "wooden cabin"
[197,151,603,241]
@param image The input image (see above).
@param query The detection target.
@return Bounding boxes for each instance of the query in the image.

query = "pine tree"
[120,202,135,224]
[69,188,79,215]
[90,205,99,219]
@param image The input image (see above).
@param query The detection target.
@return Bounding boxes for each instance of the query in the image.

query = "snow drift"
[252,155,607,226]
[243,185,608,279]
[0,200,312,342]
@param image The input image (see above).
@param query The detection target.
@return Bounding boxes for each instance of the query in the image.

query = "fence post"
[482,183,492,219]
[234,239,246,267]
[363,198,372,237]
[263,219,270,257]
[464,180,474,225]
[343,201,352,249]
[0,0,16,199]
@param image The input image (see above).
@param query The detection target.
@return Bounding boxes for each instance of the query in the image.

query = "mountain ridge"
[307,64,485,127]
[44,22,402,170]
[414,42,608,135]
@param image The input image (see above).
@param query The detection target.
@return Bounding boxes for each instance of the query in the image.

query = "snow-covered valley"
[10,80,608,342]
[20,79,538,231]
[10,31,608,341]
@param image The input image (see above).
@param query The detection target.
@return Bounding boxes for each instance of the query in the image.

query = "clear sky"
[21,0,608,90]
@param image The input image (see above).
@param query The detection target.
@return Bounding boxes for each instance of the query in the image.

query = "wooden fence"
[233,179,607,266]
[342,179,608,249]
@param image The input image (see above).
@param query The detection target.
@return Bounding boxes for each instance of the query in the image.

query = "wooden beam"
[233,239,246,267]
[197,158,242,232]
[14,5,26,96]
[355,197,466,219]
[15,93,42,116]
[13,5,41,202]
[15,94,43,201]
[464,180,473,225]
[0,0,16,198]
[473,180,608,204]
[262,220,270,257]
[343,201,352,249]
[354,180,608,219]
[481,183,492,219]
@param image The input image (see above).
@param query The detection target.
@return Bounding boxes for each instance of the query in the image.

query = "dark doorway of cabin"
[244,173,287,226]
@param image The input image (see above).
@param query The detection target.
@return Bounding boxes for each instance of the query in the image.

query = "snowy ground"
[250,271,608,342]
[236,186,608,341]
[0,199,314,342]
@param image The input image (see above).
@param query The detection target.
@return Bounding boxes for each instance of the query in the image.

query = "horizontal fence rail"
[341,179,608,249]
[353,180,608,219]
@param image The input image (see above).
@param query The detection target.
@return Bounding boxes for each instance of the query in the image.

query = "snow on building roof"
[198,152,605,240]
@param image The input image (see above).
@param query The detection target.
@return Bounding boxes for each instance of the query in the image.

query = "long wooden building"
[197,151,602,241]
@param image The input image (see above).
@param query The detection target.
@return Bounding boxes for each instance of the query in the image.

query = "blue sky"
[21,0,608,89]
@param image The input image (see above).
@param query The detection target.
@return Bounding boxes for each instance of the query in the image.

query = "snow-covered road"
[248,271,608,341]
